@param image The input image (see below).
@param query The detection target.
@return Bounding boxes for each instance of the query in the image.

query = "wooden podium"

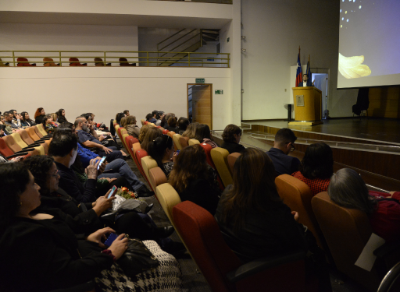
[289,87,322,126]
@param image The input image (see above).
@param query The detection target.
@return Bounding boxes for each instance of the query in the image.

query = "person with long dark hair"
[34,107,46,124]
[292,142,333,196]
[221,124,245,154]
[328,168,400,242]
[194,124,218,148]
[20,111,36,127]
[147,135,175,177]
[56,108,67,124]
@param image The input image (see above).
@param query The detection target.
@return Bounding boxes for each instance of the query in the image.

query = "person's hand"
[100,177,117,184]
[87,227,116,248]
[85,158,100,179]
[92,194,115,215]
[291,211,299,222]
[108,234,128,260]
[172,151,179,162]
[102,146,112,154]
[99,135,105,142]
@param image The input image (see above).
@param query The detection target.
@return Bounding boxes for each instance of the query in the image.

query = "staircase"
[157,29,219,67]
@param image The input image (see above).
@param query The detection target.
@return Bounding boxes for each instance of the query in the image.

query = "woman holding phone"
[0,162,182,291]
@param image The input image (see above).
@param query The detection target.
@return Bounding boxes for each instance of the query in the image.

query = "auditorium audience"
[115,112,125,125]
[139,124,151,143]
[177,117,189,134]
[328,168,400,242]
[267,128,300,175]
[194,124,218,148]
[3,111,20,131]
[221,124,245,153]
[56,108,68,124]
[161,113,175,128]
[123,109,130,117]
[11,111,22,128]
[43,114,57,134]
[292,142,333,196]
[169,144,220,214]
[141,127,163,152]
[125,115,140,139]
[155,111,164,126]
[182,122,199,139]
[164,116,179,132]
[21,111,36,127]
[34,107,46,124]
[0,162,182,292]
[148,135,175,178]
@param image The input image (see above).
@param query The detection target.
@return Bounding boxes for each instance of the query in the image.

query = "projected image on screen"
[338,0,400,88]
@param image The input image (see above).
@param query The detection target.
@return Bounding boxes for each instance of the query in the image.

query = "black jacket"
[0,216,113,292]
[221,141,245,154]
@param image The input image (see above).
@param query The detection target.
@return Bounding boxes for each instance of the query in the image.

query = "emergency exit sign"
[195,78,205,83]
[215,90,223,94]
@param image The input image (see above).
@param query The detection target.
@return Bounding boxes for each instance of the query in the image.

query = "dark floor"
[245,118,400,145]
[121,142,372,292]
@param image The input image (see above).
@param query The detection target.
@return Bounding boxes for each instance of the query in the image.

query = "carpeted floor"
[121,142,371,292]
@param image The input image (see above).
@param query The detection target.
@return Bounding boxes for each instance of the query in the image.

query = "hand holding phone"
[104,233,118,247]
[107,185,118,199]
[97,156,107,170]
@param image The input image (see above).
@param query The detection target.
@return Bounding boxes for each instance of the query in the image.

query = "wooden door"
[188,84,212,129]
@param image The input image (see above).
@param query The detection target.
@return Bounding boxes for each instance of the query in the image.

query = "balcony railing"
[0,50,230,68]
[151,0,232,4]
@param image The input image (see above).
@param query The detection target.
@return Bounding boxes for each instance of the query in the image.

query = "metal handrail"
[158,29,197,51]
[157,28,186,49]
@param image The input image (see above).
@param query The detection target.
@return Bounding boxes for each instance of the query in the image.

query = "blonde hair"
[50,113,58,122]
[182,122,199,138]
[120,117,128,128]
[141,127,163,152]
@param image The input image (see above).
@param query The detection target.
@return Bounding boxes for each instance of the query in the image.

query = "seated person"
[146,113,156,124]
[141,127,163,152]
[181,122,199,139]
[56,108,68,124]
[155,111,164,126]
[34,107,46,124]
[194,124,218,148]
[123,110,130,117]
[120,116,127,128]
[177,117,189,135]
[125,115,140,139]
[169,145,221,215]
[266,128,300,175]
[138,124,150,143]
[328,168,400,243]
[148,135,175,178]
[0,163,182,292]
[42,114,57,134]
[20,111,36,127]
[11,110,22,128]
[161,113,175,128]
[115,112,125,125]
[221,124,245,154]
[292,142,333,196]
[75,117,126,162]
[164,117,179,132]
[3,111,20,131]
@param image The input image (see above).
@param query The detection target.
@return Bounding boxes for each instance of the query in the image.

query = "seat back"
[135,149,148,178]
[94,57,104,66]
[149,167,168,190]
[124,136,138,159]
[119,57,131,66]
[131,141,143,175]
[0,58,9,67]
[17,57,35,66]
[120,128,128,149]
[36,124,48,137]
[210,147,232,187]
[172,134,183,150]
[141,156,158,191]
[43,57,57,66]
[162,129,169,135]
[3,135,23,153]
[20,129,36,145]
[200,143,224,190]
[179,136,189,149]
[0,138,15,157]
[173,201,241,292]
[227,152,241,175]
[189,139,200,146]
[11,133,29,149]
[69,57,86,66]
[27,126,41,141]
[275,174,324,249]
[156,183,182,225]
[312,192,380,290]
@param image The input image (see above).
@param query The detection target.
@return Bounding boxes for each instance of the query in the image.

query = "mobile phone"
[97,156,106,170]
[104,233,118,247]
[176,150,180,155]
[107,185,118,199]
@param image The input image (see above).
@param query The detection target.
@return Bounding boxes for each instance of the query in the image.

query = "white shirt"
[303,81,308,87]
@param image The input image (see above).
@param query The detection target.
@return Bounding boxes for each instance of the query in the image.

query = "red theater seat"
[69,58,87,66]
[17,57,36,66]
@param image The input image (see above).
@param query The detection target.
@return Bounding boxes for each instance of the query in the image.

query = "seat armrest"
[21,147,35,151]
[227,250,306,283]
[6,152,28,159]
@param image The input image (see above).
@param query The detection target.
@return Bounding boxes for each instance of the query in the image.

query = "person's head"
[157,111,164,120]
[126,115,137,126]
[0,163,41,231]
[152,110,158,118]
[222,124,242,144]
[303,74,308,81]
[182,122,199,138]
[34,107,45,118]
[74,117,88,131]
[194,124,212,142]
[145,113,153,122]
[120,117,128,128]
[49,129,78,167]
[21,111,30,121]
[123,110,130,116]
[138,124,150,142]
[43,114,53,126]
[169,144,208,193]
[23,156,59,196]
[219,148,280,229]
[141,127,163,152]
[274,128,297,154]
[10,110,17,118]
[161,113,175,127]
[5,112,13,122]
[56,109,65,117]
[300,142,333,179]
[148,135,174,169]
[328,168,376,215]
[167,117,177,128]
[50,113,58,122]
[116,113,125,125]
[178,117,189,132]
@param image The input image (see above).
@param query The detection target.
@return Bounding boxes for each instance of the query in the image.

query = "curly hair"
[23,156,54,196]
[300,142,333,179]
[222,124,242,143]
[0,163,31,234]
[169,145,209,193]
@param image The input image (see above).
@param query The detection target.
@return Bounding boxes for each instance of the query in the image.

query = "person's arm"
[88,124,100,140]
[59,170,97,203]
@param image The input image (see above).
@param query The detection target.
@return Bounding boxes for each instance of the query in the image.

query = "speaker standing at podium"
[297,74,315,87]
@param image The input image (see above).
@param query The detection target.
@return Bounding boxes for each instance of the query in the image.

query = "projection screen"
[337,0,400,88]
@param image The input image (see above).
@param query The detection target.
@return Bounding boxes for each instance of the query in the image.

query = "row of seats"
[0,124,51,160]
[0,57,137,67]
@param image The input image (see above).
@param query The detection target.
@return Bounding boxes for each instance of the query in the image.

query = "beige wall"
[0,67,231,130]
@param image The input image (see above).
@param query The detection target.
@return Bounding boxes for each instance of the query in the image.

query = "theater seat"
[200,143,224,190]
[94,57,110,66]
[149,167,167,190]
[3,135,36,154]
[189,139,200,146]
[210,147,232,188]
[135,149,148,179]
[173,201,313,292]
[162,129,169,135]
[119,128,128,149]
[141,156,158,191]
[11,133,45,155]
[172,134,183,150]
[43,57,59,66]
[119,58,136,66]
[227,152,241,175]
[17,57,36,66]
[69,58,87,66]
[36,124,51,138]
[0,138,38,159]
[312,192,383,291]
[0,58,10,66]
[124,136,138,161]
[178,136,189,149]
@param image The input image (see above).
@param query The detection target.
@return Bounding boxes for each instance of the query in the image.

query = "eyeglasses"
[289,142,296,152]
[49,170,59,178]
